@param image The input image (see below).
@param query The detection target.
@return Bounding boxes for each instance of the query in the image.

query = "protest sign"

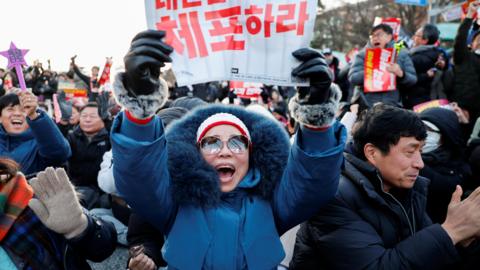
[0,42,29,91]
[230,81,263,99]
[441,3,465,22]
[413,99,450,113]
[145,0,316,86]
[364,48,397,93]
[57,79,88,97]
[373,17,402,41]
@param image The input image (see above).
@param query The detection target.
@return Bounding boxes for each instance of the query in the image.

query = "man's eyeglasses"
[198,135,250,155]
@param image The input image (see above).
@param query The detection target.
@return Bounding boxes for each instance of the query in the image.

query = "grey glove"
[28,167,88,239]
[113,30,172,119]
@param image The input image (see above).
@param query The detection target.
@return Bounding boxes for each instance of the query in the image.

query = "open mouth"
[10,120,23,127]
[373,42,381,47]
[216,164,235,183]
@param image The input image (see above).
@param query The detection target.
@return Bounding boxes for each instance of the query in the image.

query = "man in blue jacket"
[0,90,71,176]
[290,104,480,270]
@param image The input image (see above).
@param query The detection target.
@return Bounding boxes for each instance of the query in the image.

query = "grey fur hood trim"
[113,73,168,119]
[165,104,290,207]
[288,84,342,127]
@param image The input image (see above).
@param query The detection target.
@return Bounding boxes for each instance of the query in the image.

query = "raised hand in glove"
[123,30,173,96]
[113,30,173,119]
[292,48,333,104]
[28,167,88,239]
[57,91,73,122]
[289,48,342,127]
[96,91,113,120]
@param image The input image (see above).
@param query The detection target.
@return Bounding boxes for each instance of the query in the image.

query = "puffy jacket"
[0,110,71,175]
[400,45,441,109]
[112,104,346,269]
[67,126,110,187]
[290,152,459,270]
[349,41,417,108]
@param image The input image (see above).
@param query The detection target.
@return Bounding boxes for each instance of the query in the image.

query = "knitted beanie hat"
[196,113,251,143]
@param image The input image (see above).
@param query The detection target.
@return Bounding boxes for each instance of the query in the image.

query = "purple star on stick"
[0,42,29,91]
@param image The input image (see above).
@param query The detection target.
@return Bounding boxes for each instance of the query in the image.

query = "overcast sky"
[0,0,340,73]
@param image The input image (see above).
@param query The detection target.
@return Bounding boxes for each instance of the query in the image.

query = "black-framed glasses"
[198,135,250,155]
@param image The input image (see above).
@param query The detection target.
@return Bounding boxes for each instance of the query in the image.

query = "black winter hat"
[170,96,207,111]
[419,107,463,147]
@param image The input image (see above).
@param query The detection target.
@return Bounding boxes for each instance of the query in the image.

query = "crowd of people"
[0,1,480,269]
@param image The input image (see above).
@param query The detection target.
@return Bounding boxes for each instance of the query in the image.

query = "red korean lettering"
[264,4,274,38]
[276,4,296,33]
[244,5,263,35]
[297,1,309,36]
[205,6,245,52]
[155,0,178,10]
[208,0,226,4]
[156,13,208,59]
[183,0,201,8]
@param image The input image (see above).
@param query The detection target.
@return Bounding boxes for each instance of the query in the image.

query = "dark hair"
[79,102,99,113]
[0,94,20,116]
[0,158,20,182]
[157,107,189,127]
[352,104,427,160]
[370,24,393,36]
[422,24,440,45]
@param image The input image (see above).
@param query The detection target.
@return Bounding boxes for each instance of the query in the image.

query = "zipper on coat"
[376,172,415,236]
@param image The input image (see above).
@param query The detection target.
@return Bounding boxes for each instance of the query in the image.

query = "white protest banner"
[441,3,465,22]
[145,0,316,87]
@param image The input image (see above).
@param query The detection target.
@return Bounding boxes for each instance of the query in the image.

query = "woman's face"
[200,125,250,192]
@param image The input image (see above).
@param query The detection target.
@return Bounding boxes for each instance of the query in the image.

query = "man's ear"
[364,143,378,166]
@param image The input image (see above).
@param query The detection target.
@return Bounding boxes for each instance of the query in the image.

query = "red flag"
[98,58,112,86]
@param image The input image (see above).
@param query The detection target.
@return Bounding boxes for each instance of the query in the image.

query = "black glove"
[96,91,112,120]
[57,91,72,121]
[292,48,333,105]
[123,30,173,97]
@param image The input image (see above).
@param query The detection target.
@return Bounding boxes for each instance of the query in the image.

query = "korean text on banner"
[145,0,317,87]
[364,48,397,93]
[230,81,263,99]
[373,17,401,42]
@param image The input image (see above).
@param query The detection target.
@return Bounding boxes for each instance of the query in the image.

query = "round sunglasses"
[198,135,250,155]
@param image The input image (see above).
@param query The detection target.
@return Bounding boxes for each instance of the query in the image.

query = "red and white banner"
[373,17,402,41]
[145,0,316,86]
[230,81,263,99]
[364,48,397,93]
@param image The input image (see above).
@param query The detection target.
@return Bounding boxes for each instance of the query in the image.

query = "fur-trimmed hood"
[165,105,290,207]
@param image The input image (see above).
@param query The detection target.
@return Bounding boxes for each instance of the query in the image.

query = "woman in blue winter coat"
[111,30,346,269]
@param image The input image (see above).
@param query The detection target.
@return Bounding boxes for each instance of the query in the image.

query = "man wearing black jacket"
[401,24,441,109]
[290,104,480,270]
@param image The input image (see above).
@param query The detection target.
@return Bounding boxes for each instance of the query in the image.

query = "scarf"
[0,174,33,241]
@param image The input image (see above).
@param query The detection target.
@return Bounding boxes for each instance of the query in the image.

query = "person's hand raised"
[123,30,173,97]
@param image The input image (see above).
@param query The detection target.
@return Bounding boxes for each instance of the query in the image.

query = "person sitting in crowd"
[0,158,116,269]
[56,91,82,137]
[400,24,441,109]
[290,104,480,270]
[110,30,346,269]
[349,24,417,108]
[67,102,110,209]
[0,91,71,177]
[419,107,472,224]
